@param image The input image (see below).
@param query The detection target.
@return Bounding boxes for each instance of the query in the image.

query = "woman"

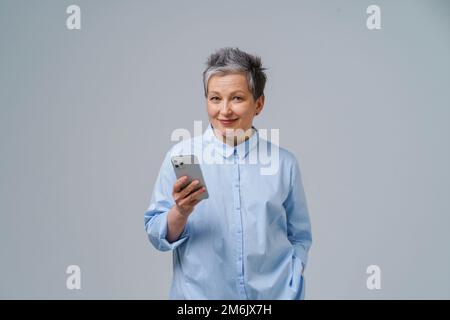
[144,47,312,299]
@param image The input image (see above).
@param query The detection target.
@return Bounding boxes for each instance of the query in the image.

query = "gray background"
[0,0,449,299]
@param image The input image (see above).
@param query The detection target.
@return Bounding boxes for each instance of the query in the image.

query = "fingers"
[177,186,205,207]
[184,196,201,208]
[172,177,206,213]
[173,176,188,193]
[189,187,206,200]
[179,180,201,199]
[185,186,206,204]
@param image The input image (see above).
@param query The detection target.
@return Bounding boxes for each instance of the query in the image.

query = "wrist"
[172,204,189,221]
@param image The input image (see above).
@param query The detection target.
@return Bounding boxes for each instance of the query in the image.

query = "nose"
[219,100,233,115]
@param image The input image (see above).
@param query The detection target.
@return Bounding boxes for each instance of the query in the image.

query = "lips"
[219,119,238,126]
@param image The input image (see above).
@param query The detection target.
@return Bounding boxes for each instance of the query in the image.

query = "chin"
[219,125,241,135]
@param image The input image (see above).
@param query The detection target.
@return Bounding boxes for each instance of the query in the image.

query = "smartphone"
[171,155,209,200]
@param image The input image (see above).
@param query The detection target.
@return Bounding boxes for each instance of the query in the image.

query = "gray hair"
[203,47,267,101]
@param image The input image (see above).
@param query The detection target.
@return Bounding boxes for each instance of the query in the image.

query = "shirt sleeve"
[283,156,313,270]
[144,149,190,251]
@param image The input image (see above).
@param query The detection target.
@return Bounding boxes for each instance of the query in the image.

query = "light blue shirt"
[144,123,312,299]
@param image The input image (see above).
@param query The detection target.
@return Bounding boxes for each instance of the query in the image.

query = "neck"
[213,126,255,147]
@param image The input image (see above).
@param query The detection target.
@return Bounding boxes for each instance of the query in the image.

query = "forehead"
[207,73,250,94]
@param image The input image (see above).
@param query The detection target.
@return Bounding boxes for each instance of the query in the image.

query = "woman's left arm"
[283,157,313,272]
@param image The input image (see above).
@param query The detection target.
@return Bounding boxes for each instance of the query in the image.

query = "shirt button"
[234,184,239,188]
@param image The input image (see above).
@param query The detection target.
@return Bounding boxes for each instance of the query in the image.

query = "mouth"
[218,118,238,126]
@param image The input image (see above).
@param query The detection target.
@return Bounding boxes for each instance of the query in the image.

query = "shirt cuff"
[293,245,309,271]
[150,210,190,251]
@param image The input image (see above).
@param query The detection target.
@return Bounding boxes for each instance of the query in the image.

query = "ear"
[255,95,265,115]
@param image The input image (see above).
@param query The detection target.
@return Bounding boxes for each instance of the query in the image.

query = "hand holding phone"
[171,155,209,217]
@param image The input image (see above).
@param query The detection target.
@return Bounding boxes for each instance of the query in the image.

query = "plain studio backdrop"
[0,0,449,299]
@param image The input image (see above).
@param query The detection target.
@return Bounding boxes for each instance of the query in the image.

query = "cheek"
[235,104,255,119]
[206,103,218,116]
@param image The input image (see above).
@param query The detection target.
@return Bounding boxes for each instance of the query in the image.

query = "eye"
[209,96,220,101]
[233,96,243,101]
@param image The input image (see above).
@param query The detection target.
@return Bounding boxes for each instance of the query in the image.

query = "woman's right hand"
[172,176,206,218]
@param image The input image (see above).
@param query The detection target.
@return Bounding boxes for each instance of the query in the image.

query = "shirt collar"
[203,123,259,160]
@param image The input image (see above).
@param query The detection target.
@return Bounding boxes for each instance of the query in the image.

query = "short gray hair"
[203,47,267,101]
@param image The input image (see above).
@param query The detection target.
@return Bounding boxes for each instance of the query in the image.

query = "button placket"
[232,148,247,299]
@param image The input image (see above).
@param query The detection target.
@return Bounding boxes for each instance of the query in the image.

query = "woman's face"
[206,73,264,137]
